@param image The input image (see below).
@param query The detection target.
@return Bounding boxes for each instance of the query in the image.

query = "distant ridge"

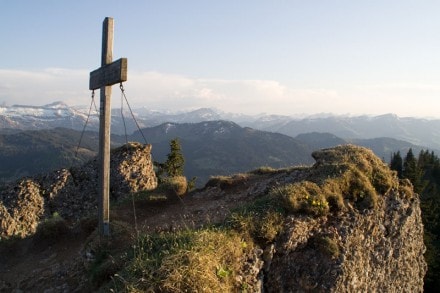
[0,120,435,185]
[1,104,440,149]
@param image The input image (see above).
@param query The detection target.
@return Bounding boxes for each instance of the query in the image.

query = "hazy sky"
[1,1,439,117]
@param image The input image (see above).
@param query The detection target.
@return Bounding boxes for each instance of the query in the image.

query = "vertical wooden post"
[98,17,113,236]
[89,17,127,237]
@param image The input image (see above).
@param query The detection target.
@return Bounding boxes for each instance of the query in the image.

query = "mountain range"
[2,102,440,150]
[1,102,438,185]
[0,122,428,186]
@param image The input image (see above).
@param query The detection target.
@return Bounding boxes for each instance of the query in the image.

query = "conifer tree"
[390,151,403,178]
[164,138,185,177]
[403,148,424,193]
[413,149,440,291]
[389,149,440,289]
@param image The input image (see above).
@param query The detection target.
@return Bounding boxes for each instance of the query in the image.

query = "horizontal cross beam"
[89,57,127,90]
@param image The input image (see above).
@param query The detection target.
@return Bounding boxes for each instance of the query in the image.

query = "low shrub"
[35,212,69,239]
[158,176,188,199]
[314,235,340,259]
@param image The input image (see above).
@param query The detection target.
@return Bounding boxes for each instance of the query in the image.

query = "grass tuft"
[205,173,249,190]
[160,176,188,198]
[228,196,284,244]
[270,181,330,216]
[314,235,340,259]
[111,228,252,292]
[249,166,278,175]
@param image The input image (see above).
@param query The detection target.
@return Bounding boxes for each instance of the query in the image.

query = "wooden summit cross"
[89,17,127,236]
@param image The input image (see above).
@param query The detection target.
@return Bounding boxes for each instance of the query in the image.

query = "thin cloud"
[0,69,89,106]
[1,68,439,117]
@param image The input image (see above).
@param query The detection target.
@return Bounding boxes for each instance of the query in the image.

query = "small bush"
[159,176,188,199]
[187,176,197,192]
[314,235,340,259]
[36,212,69,239]
[258,211,284,242]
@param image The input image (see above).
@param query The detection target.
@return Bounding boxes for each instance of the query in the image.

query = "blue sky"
[1,0,439,117]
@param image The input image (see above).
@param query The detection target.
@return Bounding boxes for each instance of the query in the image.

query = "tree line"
[390,149,440,291]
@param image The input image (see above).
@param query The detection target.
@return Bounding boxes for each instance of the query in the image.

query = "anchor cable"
[75,90,99,159]
[120,89,129,145]
[118,83,187,211]
[119,83,148,144]
[119,83,139,234]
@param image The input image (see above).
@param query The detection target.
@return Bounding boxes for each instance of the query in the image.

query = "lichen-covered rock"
[264,145,427,292]
[0,143,157,238]
[0,179,44,238]
[110,142,157,198]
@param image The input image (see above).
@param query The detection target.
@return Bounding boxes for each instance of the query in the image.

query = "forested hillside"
[0,128,99,183]
[390,149,440,290]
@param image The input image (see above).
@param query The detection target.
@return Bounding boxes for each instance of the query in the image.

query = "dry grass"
[157,230,248,292]
[270,182,330,216]
[229,210,283,244]
[138,176,188,202]
[398,178,415,200]
[270,145,397,215]
[113,228,252,292]
[161,176,188,197]
[249,166,279,175]
[205,173,250,189]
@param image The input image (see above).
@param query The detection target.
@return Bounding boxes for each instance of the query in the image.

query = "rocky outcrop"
[0,144,426,292]
[263,145,426,292]
[126,144,425,293]
[264,192,425,292]
[0,142,157,238]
